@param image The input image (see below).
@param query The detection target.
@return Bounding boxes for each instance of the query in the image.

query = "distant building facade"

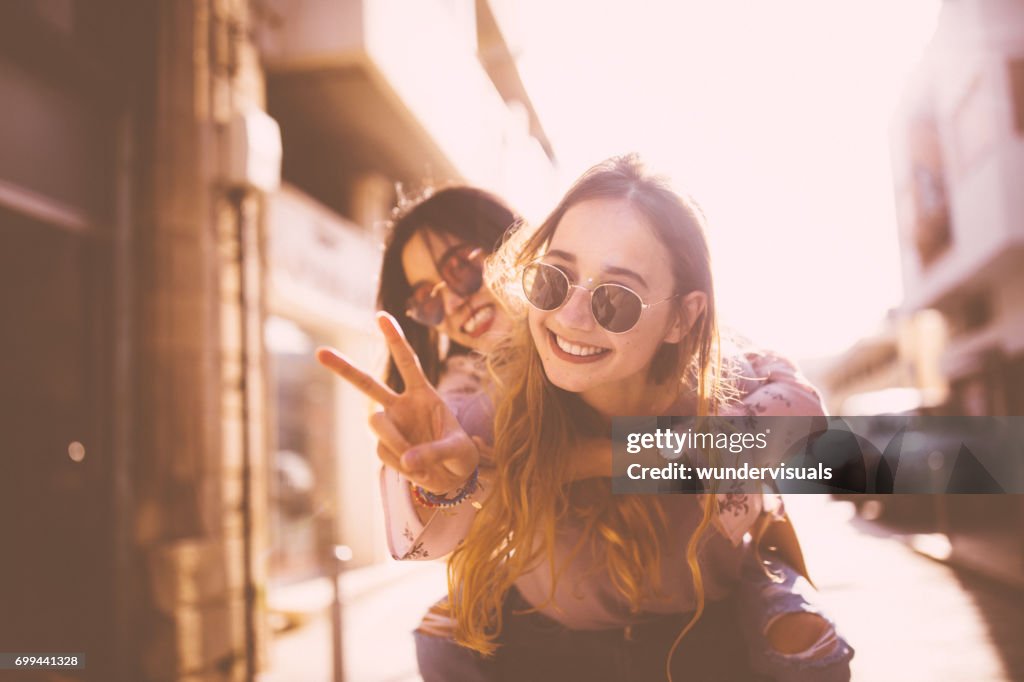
[813,0,1024,590]
[887,0,1024,589]
[891,0,1024,417]
[814,310,947,415]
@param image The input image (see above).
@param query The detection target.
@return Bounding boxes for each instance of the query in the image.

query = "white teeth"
[462,306,494,334]
[554,334,608,357]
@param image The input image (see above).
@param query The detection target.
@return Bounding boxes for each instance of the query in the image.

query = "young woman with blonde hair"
[320,156,853,680]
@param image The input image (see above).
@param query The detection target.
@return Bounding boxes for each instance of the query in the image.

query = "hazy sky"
[514,0,941,361]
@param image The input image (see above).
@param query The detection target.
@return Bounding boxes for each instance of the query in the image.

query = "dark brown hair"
[377,186,519,391]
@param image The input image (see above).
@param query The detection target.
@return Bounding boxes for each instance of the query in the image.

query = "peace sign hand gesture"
[316,312,480,495]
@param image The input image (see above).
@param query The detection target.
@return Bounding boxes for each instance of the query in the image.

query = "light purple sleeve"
[379,388,495,561]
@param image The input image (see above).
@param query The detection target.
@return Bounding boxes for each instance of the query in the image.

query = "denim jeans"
[735,553,854,682]
[416,555,854,681]
[415,588,757,681]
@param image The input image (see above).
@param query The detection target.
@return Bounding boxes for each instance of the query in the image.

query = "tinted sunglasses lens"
[406,284,445,326]
[523,262,569,310]
[441,247,484,297]
[593,284,643,333]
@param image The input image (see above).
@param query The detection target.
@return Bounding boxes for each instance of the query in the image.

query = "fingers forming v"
[401,432,477,482]
[369,410,411,470]
[377,312,429,391]
[316,346,397,406]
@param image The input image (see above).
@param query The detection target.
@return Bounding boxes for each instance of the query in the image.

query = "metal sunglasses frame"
[521,260,678,334]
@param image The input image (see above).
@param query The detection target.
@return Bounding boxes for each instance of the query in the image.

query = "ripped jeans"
[736,551,854,681]
[415,553,854,681]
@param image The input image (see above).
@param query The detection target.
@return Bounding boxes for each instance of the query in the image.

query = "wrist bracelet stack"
[411,468,480,509]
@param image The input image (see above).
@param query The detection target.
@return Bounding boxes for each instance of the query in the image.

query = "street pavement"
[260,560,445,682]
[260,496,1023,681]
[786,495,1023,682]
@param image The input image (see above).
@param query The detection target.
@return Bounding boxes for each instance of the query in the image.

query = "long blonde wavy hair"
[447,156,726,666]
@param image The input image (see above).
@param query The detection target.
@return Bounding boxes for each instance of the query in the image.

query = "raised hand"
[316,312,480,495]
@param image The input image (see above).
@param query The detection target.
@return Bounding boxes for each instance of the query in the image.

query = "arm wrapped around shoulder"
[728,351,827,419]
[701,351,828,546]
[721,351,829,471]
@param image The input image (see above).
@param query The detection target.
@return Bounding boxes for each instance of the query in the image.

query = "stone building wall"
[132,1,270,679]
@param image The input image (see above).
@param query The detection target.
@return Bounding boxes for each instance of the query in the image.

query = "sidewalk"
[262,496,1024,681]
[786,495,1023,682]
[260,560,445,682]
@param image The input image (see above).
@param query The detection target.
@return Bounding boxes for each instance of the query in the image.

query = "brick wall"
[133,1,269,679]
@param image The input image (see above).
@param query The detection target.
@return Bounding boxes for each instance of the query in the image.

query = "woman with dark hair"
[371,184,521,677]
[377,185,519,392]
[322,157,853,680]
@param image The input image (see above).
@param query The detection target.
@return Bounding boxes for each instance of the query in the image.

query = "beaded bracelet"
[411,468,480,509]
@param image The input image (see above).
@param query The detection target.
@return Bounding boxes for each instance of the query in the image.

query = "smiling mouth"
[460,304,496,337]
[547,330,611,363]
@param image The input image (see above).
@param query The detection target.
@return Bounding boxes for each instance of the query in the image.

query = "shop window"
[906,113,952,268]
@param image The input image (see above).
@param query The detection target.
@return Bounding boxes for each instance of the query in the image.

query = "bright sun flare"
[514,0,942,361]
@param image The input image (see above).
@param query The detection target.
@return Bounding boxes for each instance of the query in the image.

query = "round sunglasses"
[522,261,677,334]
[405,244,485,326]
